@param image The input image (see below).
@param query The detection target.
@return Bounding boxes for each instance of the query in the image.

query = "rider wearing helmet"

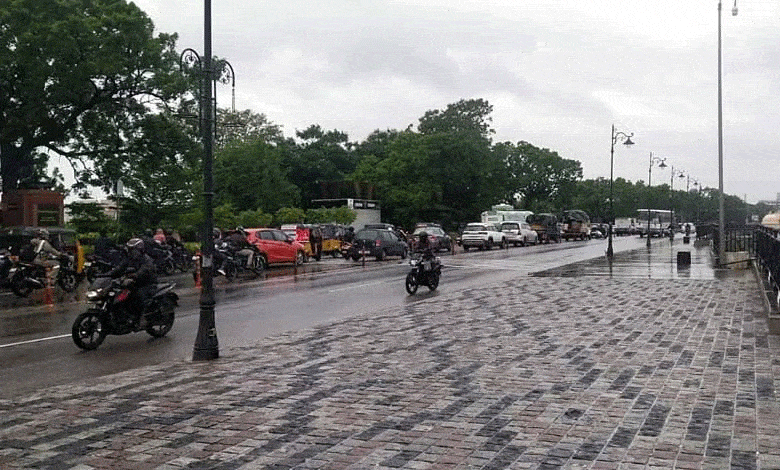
[225,226,255,269]
[415,231,434,258]
[107,238,158,328]
[28,229,67,280]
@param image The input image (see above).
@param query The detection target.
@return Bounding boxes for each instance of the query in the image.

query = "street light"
[647,152,667,248]
[607,124,635,259]
[177,0,234,361]
[717,0,737,266]
[669,166,686,240]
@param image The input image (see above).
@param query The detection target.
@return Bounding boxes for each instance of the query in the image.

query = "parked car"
[460,223,506,251]
[350,228,408,261]
[411,225,452,252]
[245,228,306,267]
[499,221,538,246]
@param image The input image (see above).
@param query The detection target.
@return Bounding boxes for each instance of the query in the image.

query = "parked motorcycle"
[171,245,193,273]
[9,254,78,297]
[0,249,14,287]
[147,244,176,276]
[405,253,442,295]
[71,277,178,350]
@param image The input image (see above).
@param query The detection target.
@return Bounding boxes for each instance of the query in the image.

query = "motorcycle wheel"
[224,262,236,282]
[72,310,107,350]
[10,271,33,298]
[162,260,176,276]
[405,272,419,295]
[58,271,78,292]
[250,255,265,275]
[427,271,440,291]
[146,297,175,338]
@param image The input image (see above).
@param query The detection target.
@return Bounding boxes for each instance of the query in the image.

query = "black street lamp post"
[607,124,634,259]
[669,166,686,240]
[647,153,667,248]
[177,0,236,361]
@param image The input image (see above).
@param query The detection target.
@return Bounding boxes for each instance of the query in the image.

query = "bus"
[481,204,533,225]
[636,209,672,238]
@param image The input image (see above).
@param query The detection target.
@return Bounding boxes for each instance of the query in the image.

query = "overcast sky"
[133,0,779,204]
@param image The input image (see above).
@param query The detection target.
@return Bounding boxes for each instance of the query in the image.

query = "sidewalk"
[2,241,779,470]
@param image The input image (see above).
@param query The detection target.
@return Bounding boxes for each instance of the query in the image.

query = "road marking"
[0,334,69,349]
[327,279,395,293]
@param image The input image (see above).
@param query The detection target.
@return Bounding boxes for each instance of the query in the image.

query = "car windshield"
[501,223,519,230]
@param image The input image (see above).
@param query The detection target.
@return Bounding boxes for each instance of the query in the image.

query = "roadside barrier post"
[44,266,54,305]
[194,251,202,289]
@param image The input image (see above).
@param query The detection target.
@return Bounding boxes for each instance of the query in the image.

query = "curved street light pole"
[647,153,667,248]
[607,124,634,259]
[669,166,686,240]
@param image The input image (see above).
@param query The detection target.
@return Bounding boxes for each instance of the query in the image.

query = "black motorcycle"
[9,255,79,297]
[405,253,442,295]
[148,245,176,276]
[84,248,126,283]
[71,277,178,350]
[214,242,264,281]
[0,249,14,287]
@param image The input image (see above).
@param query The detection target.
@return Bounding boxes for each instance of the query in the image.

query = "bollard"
[683,236,690,244]
[677,251,691,266]
[44,266,54,305]
[194,251,202,289]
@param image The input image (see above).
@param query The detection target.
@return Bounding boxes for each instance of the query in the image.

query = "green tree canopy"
[0,0,187,193]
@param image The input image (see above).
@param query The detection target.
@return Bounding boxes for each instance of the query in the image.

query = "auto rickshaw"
[319,223,345,258]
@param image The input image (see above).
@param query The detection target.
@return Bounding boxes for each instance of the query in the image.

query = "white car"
[460,222,506,250]
[499,221,538,246]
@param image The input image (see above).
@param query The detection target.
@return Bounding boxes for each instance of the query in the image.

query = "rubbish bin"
[677,251,691,266]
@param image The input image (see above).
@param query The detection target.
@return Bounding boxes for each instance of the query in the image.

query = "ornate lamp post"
[607,124,635,259]
[177,0,237,361]
[717,0,738,265]
[647,153,667,248]
[669,166,686,240]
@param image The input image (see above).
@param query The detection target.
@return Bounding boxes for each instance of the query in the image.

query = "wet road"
[0,236,655,398]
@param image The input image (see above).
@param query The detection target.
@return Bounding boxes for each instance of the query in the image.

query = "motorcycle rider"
[106,238,157,328]
[224,227,256,270]
[414,231,435,260]
[27,229,69,282]
[343,226,355,243]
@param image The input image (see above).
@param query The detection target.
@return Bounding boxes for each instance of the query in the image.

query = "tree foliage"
[0,0,188,192]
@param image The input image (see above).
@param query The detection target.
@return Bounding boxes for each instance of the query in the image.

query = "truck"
[613,217,637,236]
[481,204,533,225]
[560,210,591,241]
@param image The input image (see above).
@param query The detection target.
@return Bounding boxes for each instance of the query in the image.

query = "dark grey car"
[351,229,408,261]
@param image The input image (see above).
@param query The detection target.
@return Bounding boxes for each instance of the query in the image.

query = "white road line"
[0,334,70,349]
[327,279,394,293]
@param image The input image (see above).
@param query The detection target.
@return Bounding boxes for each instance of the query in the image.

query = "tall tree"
[289,125,355,206]
[0,0,187,192]
[504,141,582,213]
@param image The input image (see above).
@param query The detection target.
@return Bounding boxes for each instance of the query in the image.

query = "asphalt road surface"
[0,236,648,398]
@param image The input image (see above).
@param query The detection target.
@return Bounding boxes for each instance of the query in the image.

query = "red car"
[245,228,306,267]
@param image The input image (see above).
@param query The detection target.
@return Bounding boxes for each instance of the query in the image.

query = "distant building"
[64,199,120,224]
[0,189,65,227]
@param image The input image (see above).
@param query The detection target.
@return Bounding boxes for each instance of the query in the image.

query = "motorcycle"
[171,244,193,273]
[0,249,14,287]
[71,277,178,350]
[9,254,79,297]
[215,242,264,281]
[405,253,442,295]
[148,245,176,276]
[84,248,126,283]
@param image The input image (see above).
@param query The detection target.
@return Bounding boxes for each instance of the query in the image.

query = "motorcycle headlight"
[86,289,102,301]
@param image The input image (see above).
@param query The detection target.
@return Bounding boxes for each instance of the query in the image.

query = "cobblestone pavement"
[2,248,780,469]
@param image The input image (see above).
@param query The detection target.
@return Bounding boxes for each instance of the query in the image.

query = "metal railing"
[755,226,780,309]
